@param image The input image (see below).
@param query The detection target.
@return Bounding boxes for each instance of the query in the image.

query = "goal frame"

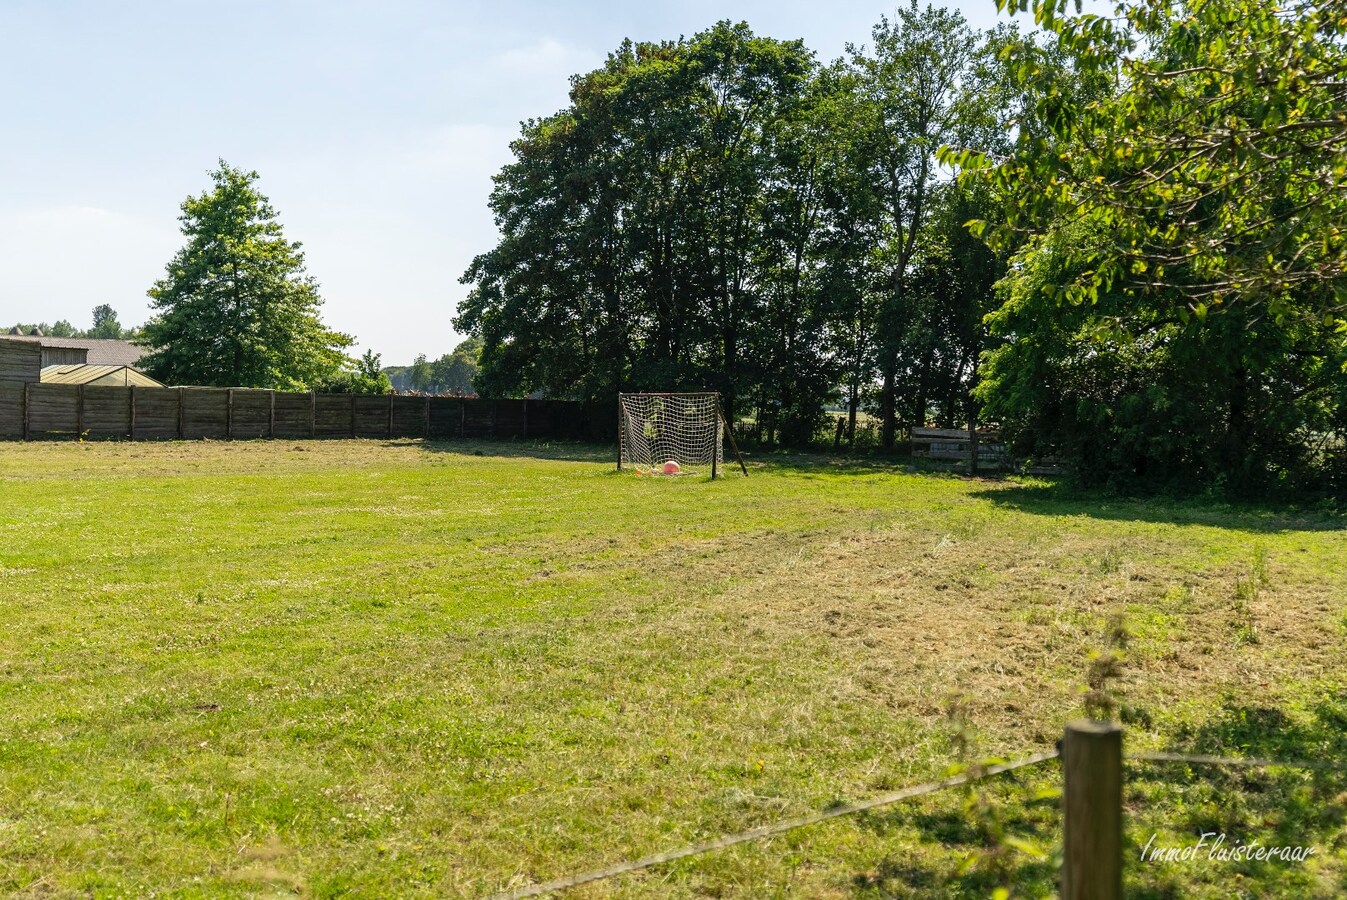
[616,391,747,479]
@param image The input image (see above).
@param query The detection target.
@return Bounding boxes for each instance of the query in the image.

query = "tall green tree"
[87,304,124,339]
[845,2,988,446]
[140,161,354,389]
[955,0,1347,494]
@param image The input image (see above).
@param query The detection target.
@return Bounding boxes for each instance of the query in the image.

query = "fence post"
[76,384,84,439]
[269,390,276,438]
[177,387,184,439]
[1062,720,1123,900]
[22,381,30,440]
[129,385,137,441]
[423,396,430,438]
[310,391,317,438]
[387,392,394,438]
[350,394,356,438]
[227,388,234,439]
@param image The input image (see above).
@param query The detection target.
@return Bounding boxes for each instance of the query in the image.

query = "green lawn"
[1,440,1343,898]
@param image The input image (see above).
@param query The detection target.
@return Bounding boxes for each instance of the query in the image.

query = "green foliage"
[956,0,1347,496]
[457,12,1014,445]
[386,338,480,395]
[87,304,125,339]
[314,349,392,395]
[140,161,355,390]
[9,306,141,341]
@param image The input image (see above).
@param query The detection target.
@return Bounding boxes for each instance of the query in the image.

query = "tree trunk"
[880,365,897,450]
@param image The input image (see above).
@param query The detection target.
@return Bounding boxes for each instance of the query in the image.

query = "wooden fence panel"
[352,395,390,437]
[228,389,271,438]
[272,392,312,437]
[134,388,181,439]
[392,396,425,437]
[27,384,79,437]
[84,386,131,438]
[3,383,598,443]
[462,399,494,438]
[427,397,462,438]
[495,399,527,438]
[0,340,42,386]
[181,388,228,439]
[0,384,23,437]
[315,395,351,436]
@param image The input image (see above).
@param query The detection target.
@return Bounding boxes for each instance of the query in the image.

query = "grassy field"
[1,439,1344,898]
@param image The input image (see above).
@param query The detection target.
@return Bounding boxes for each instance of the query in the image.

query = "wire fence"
[487,722,1342,900]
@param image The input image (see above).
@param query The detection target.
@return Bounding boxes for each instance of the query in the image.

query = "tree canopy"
[458,10,1010,446]
[456,0,1345,496]
[140,161,365,391]
[948,0,1347,494]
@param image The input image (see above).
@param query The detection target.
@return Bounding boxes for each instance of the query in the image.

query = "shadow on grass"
[398,438,938,477]
[390,438,617,465]
[1121,694,1347,897]
[971,480,1344,534]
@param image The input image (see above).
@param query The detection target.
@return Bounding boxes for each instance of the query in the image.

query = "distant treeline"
[11,304,138,341]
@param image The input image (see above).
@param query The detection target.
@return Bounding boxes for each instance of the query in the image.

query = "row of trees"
[460,0,1346,495]
[9,304,138,341]
[387,338,482,395]
[457,7,1019,447]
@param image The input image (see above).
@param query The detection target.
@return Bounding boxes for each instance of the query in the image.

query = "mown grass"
[0,439,1343,898]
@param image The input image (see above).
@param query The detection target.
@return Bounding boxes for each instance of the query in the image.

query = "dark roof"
[3,335,146,367]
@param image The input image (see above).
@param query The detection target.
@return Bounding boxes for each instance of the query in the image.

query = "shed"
[0,338,43,385]
[40,364,164,388]
[0,335,146,369]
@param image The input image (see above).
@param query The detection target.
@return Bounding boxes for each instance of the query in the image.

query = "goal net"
[618,393,724,475]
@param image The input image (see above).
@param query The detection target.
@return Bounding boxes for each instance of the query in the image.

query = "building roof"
[4,335,146,367]
[40,364,164,387]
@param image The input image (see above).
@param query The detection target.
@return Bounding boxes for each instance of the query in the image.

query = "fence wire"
[486,744,1343,899]
[487,749,1061,900]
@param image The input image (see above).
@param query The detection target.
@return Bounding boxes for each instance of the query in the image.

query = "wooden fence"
[0,384,601,443]
[910,426,1008,470]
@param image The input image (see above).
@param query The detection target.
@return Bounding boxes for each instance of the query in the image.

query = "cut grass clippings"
[0,439,1343,897]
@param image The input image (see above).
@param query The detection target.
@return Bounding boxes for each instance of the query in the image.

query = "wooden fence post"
[387,393,394,438]
[76,384,84,439]
[310,391,317,438]
[227,388,234,439]
[423,396,430,439]
[269,390,276,438]
[1062,720,1123,900]
[129,385,137,441]
[177,387,184,439]
[350,394,356,438]
[459,398,466,438]
[521,398,529,439]
[22,381,30,441]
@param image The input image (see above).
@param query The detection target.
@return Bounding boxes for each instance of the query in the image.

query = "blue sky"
[0,0,1016,363]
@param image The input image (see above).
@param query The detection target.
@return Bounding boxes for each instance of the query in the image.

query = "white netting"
[619,393,724,475]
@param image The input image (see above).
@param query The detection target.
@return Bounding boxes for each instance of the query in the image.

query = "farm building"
[0,338,43,386]
[1,333,146,369]
[39,364,163,388]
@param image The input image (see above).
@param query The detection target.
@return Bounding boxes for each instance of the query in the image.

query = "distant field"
[1,440,1343,898]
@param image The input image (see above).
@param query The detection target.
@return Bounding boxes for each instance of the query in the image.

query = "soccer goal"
[617,392,747,478]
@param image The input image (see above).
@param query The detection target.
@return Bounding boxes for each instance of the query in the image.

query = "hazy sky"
[0,0,1016,363]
